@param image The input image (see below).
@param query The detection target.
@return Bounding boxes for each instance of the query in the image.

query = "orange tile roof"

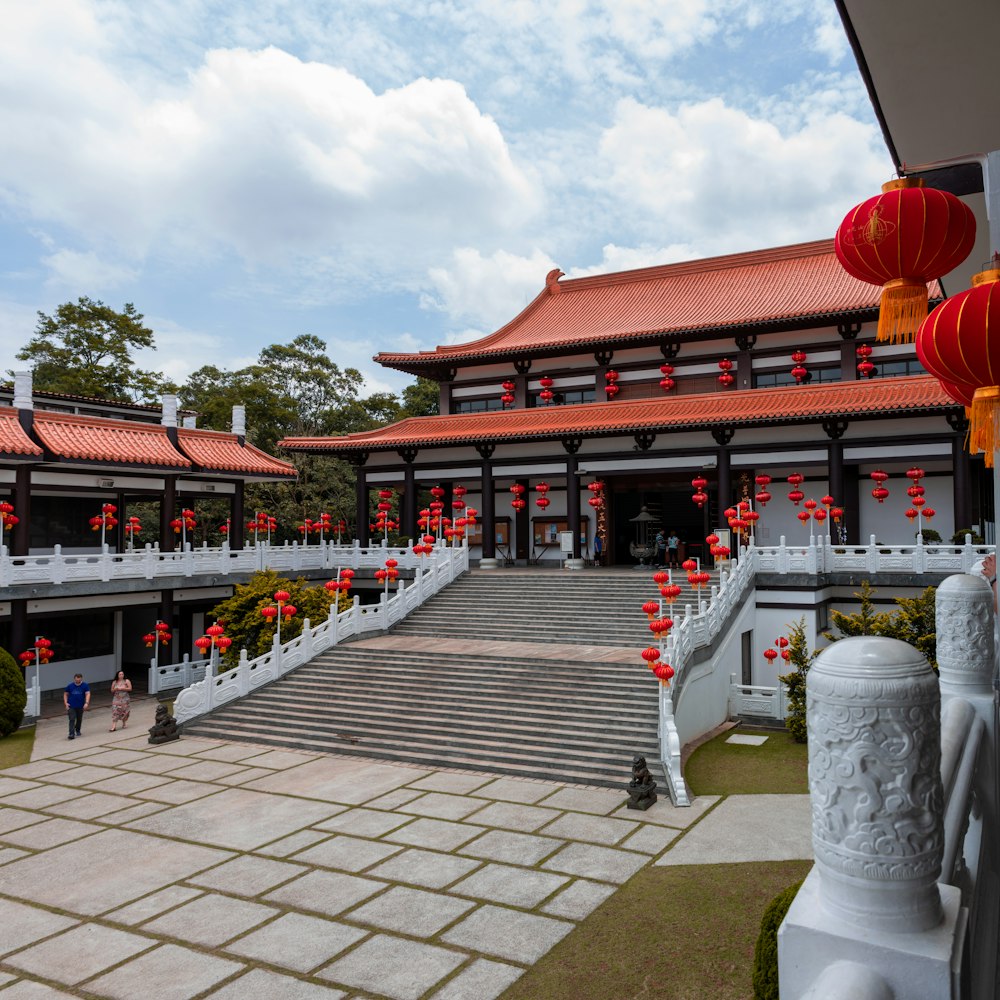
[177,429,297,478]
[32,411,191,468]
[376,240,942,371]
[281,376,955,453]
[0,407,43,458]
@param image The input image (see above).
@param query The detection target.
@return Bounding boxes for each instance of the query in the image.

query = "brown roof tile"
[177,429,296,478]
[32,411,191,468]
[376,240,942,371]
[0,407,43,458]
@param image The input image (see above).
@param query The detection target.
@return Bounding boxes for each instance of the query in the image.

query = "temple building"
[282,238,979,567]
[0,373,296,691]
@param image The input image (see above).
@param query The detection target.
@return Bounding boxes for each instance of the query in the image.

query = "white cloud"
[0,299,42,376]
[422,246,558,331]
[597,95,891,254]
[42,249,138,291]
[0,26,540,280]
[566,242,701,277]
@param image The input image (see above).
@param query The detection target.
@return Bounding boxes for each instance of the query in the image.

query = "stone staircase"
[185,568,718,788]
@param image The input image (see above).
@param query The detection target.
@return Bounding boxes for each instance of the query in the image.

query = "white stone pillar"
[13,370,33,410]
[779,635,963,999]
[161,394,178,427]
[232,404,246,438]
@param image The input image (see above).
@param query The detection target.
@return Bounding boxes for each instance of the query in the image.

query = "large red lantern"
[835,178,976,343]
[717,359,734,388]
[856,343,875,378]
[790,351,808,383]
[917,264,1000,461]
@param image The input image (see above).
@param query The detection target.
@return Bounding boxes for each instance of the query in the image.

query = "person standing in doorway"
[667,530,681,568]
[654,529,667,568]
[64,673,90,739]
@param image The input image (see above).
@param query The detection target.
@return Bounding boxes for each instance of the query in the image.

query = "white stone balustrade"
[171,543,468,725]
[778,596,999,999]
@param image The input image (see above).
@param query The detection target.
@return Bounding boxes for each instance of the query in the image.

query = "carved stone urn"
[807,635,943,933]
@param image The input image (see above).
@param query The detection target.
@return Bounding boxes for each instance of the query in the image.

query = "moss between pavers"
[0,727,35,770]
[500,860,813,1000]
[685,726,808,796]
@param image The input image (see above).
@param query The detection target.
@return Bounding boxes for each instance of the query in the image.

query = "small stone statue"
[626,754,657,810]
[148,703,179,745]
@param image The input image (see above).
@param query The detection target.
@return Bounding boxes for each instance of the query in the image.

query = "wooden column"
[828,441,845,513]
[953,437,971,532]
[515,478,530,562]
[160,475,177,553]
[844,465,860,544]
[231,481,245,549]
[566,454,581,560]
[12,465,31,557]
[479,446,496,561]
[402,461,417,543]
[355,464,370,546]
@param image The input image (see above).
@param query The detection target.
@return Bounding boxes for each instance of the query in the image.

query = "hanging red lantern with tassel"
[835,178,976,343]
[790,350,808,383]
[717,359,734,388]
[856,343,875,378]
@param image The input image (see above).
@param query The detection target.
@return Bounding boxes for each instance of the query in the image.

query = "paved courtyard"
[0,702,811,999]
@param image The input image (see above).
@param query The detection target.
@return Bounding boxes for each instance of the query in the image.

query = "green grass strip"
[0,727,36,770]
[502,860,812,1000]
[686,727,807,795]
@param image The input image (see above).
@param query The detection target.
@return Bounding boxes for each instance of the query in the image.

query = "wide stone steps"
[185,568,694,787]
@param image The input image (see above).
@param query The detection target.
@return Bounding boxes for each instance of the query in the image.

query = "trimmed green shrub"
[208,570,350,668]
[752,879,804,999]
[0,646,27,737]
[778,620,814,743]
[917,527,942,543]
[952,528,984,544]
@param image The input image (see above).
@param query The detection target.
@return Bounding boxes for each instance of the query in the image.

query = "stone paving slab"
[84,771,170,795]
[442,904,574,963]
[655,793,812,864]
[463,800,561,832]
[39,790,140,821]
[214,766,284,786]
[0,806,48,835]
[0,980,80,998]
[224,911,368,972]
[132,777,222,804]
[4,923,156,985]
[384,818,484,851]
[291,834,404,872]
[0,898,79,957]
[255,829,332,857]
[366,847,482,889]
[619,822,680,855]
[0,776,41,797]
[609,793,720,828]
[2,816,102,849]
[99,800,171,824]
[366,786,426,810]
[537,786,627,814]
[206,967,348,998]
[83,942,245,1000]
[429,957,524,1000]
[541,878,618,919]
[450,862,569,908]
[245,758,429,805]
[0,846,30,864]
[140,892,280,946]
[158,759,249,782]
[44,764,123,786]
[126,787,340,850]
[347,884,476,937]
[317,933,467,1000]
[399,791,488,821]
[538,811,638,846]
[314,807,411,838]
[188,853,309,896]
[542,841,650,883]
[459,829,564,865]
[469,776,565,804]
[238,748,320,770]
[1,760,69,779]
[70,748,151,768]
[0,827,232,916]
[105,886,205,925]
[263,870,388,918]
[408,772,494,795]
[1,785,86,809]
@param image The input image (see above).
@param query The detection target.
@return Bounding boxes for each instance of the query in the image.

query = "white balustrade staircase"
[185,568,714,787]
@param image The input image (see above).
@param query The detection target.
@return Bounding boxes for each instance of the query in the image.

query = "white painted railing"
[0,538,436,587]
[24,667,40,719]
[2,535,989,588]
[657,549,757,805]
[171,543,469,725]
[728,676,788,720]
[752,533,989,576]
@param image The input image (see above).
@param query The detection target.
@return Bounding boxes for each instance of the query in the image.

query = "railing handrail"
[171,542,469,724]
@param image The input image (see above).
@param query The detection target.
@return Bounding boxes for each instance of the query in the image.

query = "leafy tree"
[15,298,171,403]
[778,619,814,743]
[208,571,349,666]
[824,581,938,672]
[753,880,804,999]
[0,646,27,737]
[400,377,440,418]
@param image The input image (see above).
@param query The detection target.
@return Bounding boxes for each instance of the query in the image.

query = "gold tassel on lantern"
[970,386,1000,468]
[878,277,930,344]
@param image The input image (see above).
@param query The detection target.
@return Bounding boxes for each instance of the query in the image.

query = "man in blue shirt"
[63,674,90,739]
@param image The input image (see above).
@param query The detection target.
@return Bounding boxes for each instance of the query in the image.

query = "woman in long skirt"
[109,671,132,731]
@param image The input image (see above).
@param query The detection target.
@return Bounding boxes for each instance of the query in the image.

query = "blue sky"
[0,1,892,399]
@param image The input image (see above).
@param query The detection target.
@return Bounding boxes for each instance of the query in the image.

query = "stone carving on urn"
[936,573,994,695]
[807,636,943,933]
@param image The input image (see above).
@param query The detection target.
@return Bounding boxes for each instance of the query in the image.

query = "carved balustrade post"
[936,573,995,702]
[780,635,964,999]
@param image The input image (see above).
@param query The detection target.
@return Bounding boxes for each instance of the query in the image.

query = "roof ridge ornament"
[545,268,565,295]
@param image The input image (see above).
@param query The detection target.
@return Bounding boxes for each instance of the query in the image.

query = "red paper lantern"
[536,496,551,510]
[511,498,526,511]
[787,473,804,487]
[501,393,515,406]
[641,647,661,663]
[803,499,817,511]
[755,490,771,507]
[682,559,696,572]
[814,510,827,523]
[605,383,620,398]
[907,484,925,498]
[776,636,789,649]
[260,605,277,622]
[215,636,233,652]
[142,633,156,647]
[274,590,290,603]
[540,389,554,403]
[502,380,515,391]
[718,372,734,388]
[787,489,804,506]
[692,491,708,508]
[905,508,919,522]
[763,648,778,664]
[791,351,806,364]
[605,369,619,382]
[872,487,889,503]
[798,511,810,524]
[588,496,601,508]
[539,376,554,389]
[691,476,707,491]
[652,571,669,584]
[282,604,297,617]
[653,663,674,683]
[836,178,976,343]
[195,636,213,654]
[660,584,682,602]
[660,364,674,377]
[924,508,936,519]
[831,507,844,523]
[206,623,225,638]
[659,377,675,391]
[912,496,926,508]
[755,474,771,488]
[791,365,808,383]
[718,359,733,371]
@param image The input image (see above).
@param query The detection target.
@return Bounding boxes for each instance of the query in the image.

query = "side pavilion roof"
[374,240,931,375]
[281,375,956,456]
